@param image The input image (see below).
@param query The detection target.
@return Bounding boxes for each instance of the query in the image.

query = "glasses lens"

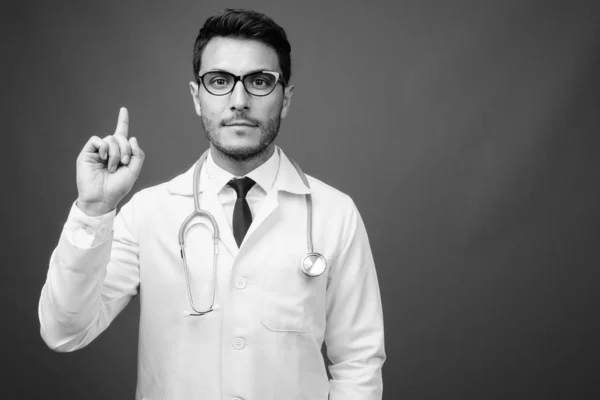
[202,72,234,95]
[243,72,279,96]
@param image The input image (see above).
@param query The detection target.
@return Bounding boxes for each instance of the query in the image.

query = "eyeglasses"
[198,70,285,97]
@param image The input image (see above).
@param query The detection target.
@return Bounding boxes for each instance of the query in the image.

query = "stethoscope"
[178,149,327,316]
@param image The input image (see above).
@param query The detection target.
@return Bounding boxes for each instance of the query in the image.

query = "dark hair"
[193,9,292,85]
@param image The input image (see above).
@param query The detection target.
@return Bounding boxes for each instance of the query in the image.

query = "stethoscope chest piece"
[301,252,327,277]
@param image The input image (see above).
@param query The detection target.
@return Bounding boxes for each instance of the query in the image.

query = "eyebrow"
[200,68,278,76]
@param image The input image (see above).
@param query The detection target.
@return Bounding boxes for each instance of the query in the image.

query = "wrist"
[76,199,116,217]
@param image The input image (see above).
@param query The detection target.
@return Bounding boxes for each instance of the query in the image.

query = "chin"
[225,127,259,139]
[205,118,279,162]
[212,137,258,156]
[222,146,268,161]
[223,135,259,148]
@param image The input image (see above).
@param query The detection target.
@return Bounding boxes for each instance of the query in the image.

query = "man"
[38,9,385,400]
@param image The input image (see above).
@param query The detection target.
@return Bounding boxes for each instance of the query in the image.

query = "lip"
[225,121,257,127]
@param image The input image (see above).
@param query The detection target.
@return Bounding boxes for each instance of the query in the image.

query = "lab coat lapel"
[242,187,279,248]
[201,181,239,258]
[240,148,312,250]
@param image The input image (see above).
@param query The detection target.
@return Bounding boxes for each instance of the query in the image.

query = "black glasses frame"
[198,70,286,97]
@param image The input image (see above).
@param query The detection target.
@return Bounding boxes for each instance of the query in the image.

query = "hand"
[76,107,145,216]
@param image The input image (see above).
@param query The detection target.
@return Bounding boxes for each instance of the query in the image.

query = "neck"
[210,144,275,176]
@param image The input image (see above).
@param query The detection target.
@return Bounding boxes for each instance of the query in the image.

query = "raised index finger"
[114,107,129,138]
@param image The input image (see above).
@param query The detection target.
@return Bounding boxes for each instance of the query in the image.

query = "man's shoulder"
[304,173,357,213]
[278,147,353,206]
[124,163,196,207]
[305,173,345,197]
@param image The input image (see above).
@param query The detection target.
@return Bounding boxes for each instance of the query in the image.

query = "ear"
[189,81,202,117]
[280,84,295,120]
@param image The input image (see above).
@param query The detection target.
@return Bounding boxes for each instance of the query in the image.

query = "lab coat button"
[232,337,245,350]
[234,277,247,289]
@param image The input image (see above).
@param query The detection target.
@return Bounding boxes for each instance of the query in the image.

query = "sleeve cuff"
[64,201,116,248]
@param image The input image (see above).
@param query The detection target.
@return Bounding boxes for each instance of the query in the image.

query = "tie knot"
[227,177,255,199]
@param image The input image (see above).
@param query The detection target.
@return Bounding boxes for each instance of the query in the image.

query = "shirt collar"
[205,147,280,195]
[166,146,311,196]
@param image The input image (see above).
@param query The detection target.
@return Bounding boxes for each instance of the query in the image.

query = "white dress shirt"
[206,148,280,231]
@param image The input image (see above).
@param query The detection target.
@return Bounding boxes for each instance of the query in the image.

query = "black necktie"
[227,177,256,247]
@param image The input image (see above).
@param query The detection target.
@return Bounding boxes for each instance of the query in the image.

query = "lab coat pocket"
[260,253,330,333]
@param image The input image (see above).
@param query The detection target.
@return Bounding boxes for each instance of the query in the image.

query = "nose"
[229,80,250,111]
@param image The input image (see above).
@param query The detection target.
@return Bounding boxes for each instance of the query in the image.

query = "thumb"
[128,137,145,177]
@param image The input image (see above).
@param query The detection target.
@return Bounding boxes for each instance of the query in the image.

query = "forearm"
[39,231,112,351]
[38,200,139,352]
[329,374,384,400]
[327,313,385,400]
[326,201,386,399]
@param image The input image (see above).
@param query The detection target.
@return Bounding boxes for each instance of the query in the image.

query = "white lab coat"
[39,148,386,400]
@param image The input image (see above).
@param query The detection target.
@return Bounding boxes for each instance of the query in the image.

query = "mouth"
[224,120,258,127]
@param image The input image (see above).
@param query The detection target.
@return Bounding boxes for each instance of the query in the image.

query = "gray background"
[3,0,600,398]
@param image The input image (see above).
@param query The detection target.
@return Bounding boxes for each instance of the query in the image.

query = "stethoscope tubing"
[179,149,326,316]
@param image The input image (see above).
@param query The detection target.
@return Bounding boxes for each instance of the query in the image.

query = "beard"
[202,112,281,162]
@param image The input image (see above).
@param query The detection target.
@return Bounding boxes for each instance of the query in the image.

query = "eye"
[247,73,276,89]
[210,77,229,86]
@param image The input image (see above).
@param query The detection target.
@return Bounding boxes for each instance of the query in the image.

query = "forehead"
[200,37,280,75]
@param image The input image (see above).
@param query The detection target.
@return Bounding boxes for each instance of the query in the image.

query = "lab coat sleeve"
[325,198,386,400]
[38,194,141,352]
